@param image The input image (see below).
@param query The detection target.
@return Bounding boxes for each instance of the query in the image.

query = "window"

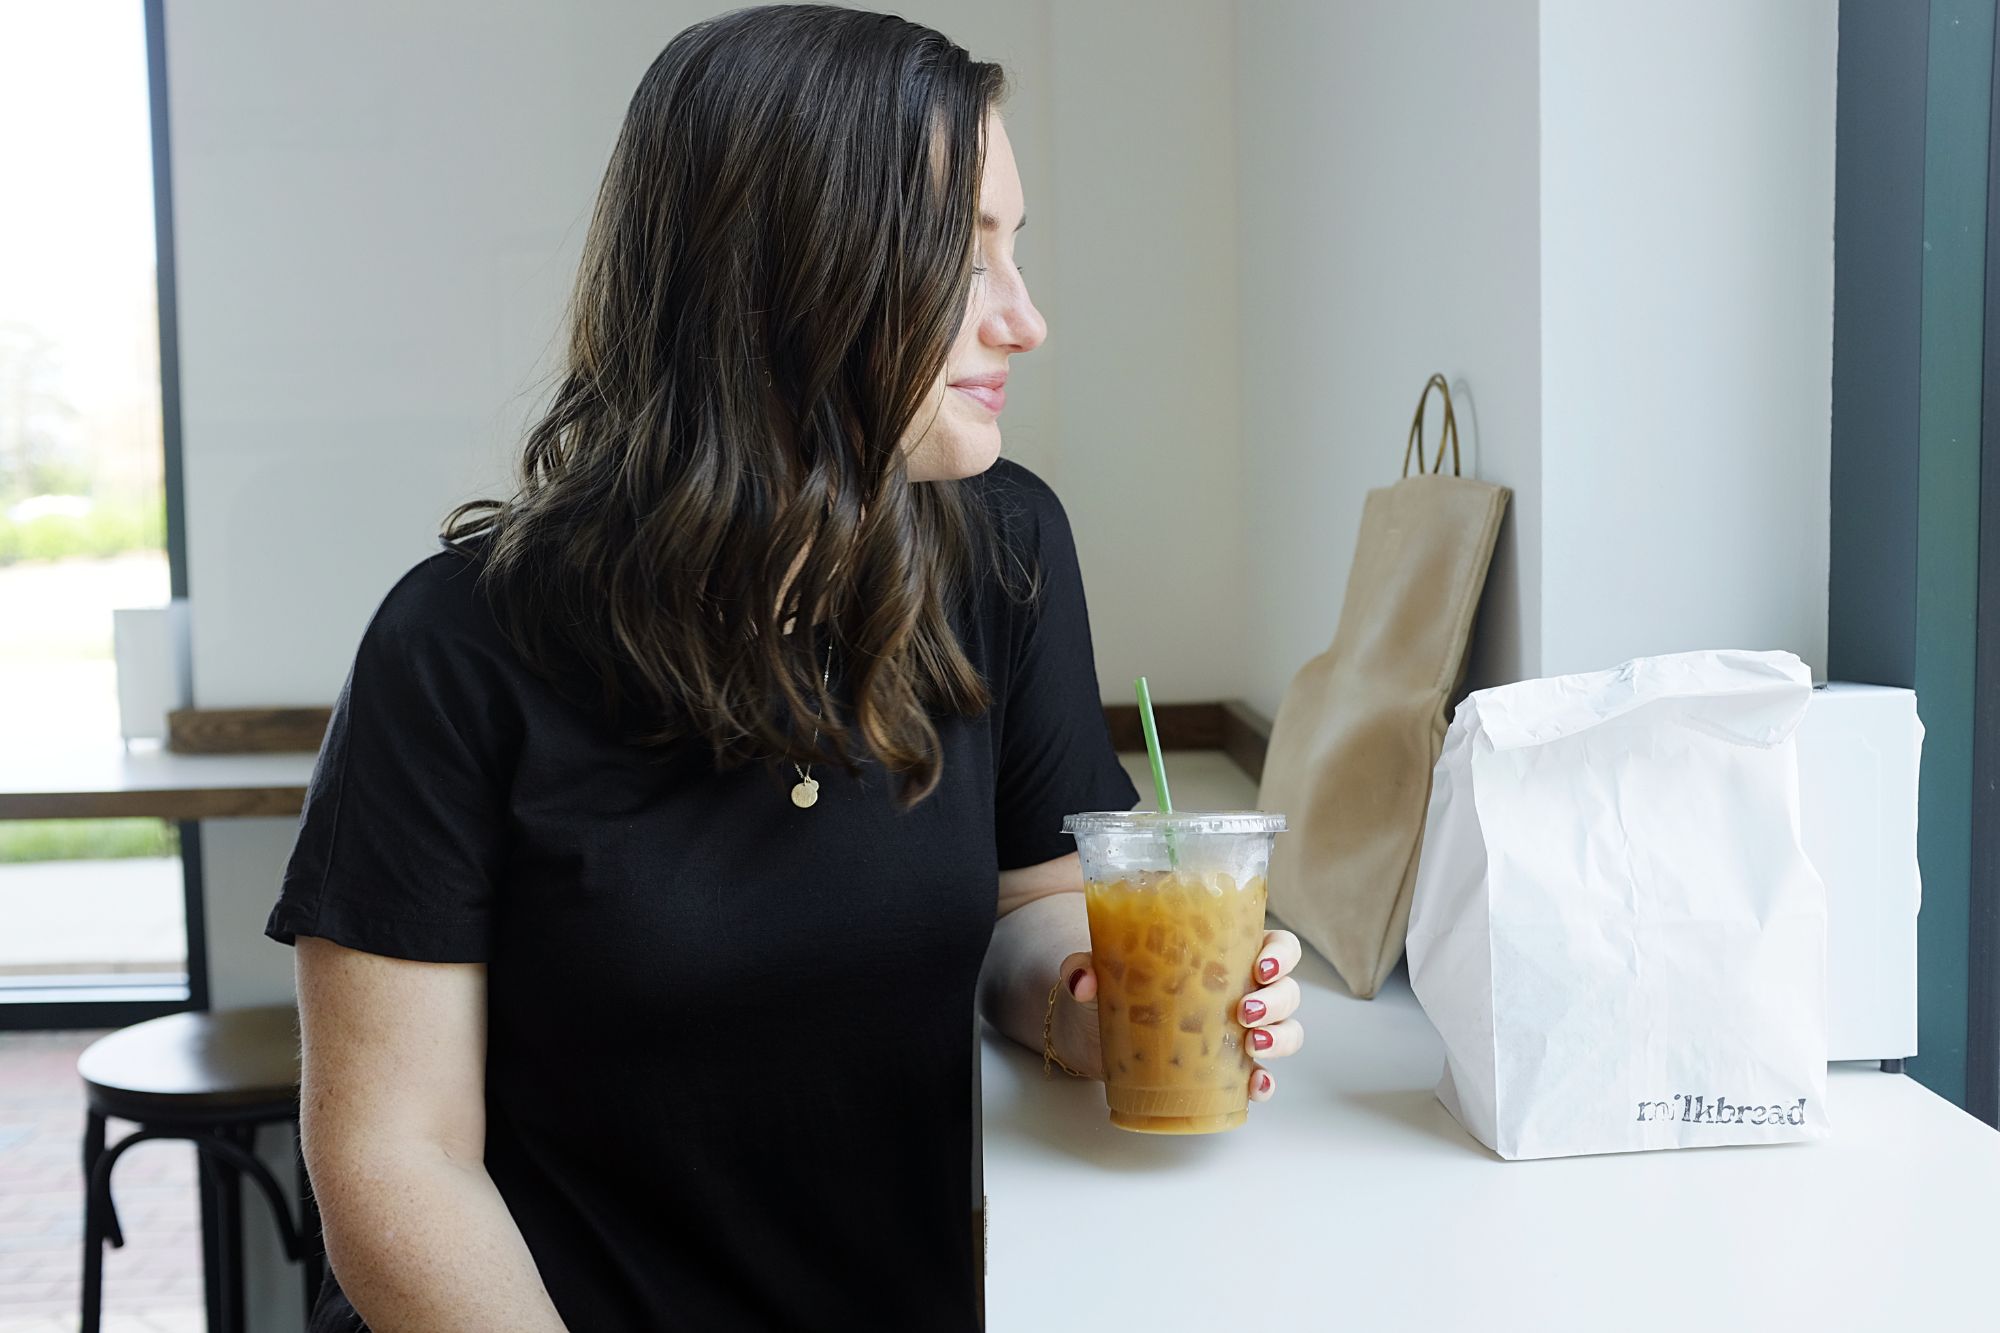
[0,0,202,1026]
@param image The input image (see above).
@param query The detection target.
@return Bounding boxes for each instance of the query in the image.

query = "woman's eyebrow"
[978,211,1028,233]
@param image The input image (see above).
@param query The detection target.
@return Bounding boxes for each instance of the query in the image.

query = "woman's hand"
[1051,928,1306,1102]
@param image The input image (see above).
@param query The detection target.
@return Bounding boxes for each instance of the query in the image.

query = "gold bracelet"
[1042,977,1091,1079]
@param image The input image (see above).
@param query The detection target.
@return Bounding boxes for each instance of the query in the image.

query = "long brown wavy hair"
[442,5,1009,806]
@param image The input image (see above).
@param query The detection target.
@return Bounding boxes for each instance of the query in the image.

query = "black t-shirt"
[265,458,1139,1332]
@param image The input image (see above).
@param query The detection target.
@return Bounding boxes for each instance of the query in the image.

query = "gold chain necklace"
[789,642,833,809]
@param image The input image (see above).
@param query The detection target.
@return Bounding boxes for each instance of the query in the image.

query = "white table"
[981,756,2000,1331]
[980,959,2000,1331]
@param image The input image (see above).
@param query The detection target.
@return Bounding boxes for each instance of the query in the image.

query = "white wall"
[1537,0,1837,678]
[1235,0,1837,721]
[1236,0,1544,718]
[1042,1,1246,704]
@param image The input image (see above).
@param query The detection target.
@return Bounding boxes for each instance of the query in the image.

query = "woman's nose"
[985,280,1047,354]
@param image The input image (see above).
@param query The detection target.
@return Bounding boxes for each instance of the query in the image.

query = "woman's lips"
[950,383,1005,414]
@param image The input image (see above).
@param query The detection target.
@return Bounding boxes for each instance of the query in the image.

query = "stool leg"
[197,1133,224,1333]
[197,1128,248,1333]
[80,1110,107,1333]
[219,1127,249,1333]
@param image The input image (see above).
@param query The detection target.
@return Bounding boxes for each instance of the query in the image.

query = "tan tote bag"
[1258,374,1511,998]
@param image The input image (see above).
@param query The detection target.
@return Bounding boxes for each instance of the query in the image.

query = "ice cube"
[1177,1012,1204,1035]
[1201,960,1230,992]
[1128,1003,1164,1027]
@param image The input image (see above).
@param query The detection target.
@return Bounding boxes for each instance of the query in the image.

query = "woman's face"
[903,113,1046,483]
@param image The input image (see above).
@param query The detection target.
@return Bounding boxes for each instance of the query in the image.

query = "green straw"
[1134,676,1179,868]
[1134,676,1173,812]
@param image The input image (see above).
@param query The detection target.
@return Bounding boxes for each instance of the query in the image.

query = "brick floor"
[0,1029,204,1330]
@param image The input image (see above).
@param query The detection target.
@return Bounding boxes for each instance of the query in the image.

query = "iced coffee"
[1063,812,1287,1135]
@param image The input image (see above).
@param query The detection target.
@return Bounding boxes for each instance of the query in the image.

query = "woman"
[265,7,1306,1330]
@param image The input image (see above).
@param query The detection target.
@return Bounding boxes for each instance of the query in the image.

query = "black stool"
[78,1004,325,1333]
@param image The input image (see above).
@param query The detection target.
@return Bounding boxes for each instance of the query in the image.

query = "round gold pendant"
[790,778,820,809]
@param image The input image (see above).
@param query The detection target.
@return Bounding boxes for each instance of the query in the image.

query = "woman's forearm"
[315,1142,570,1332]
[978,888,1091,1055]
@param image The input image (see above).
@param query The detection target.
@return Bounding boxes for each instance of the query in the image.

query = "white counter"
[982,756,2000,1331]
[980,957,2000,1331]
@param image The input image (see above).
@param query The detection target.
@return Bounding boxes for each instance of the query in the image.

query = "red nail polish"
[1257,957,1279,982]
[1250,1028,1274,1051]
[1066,967,1087,997]
[1241,998,1267,1022]
[1259,1072,1273,1093]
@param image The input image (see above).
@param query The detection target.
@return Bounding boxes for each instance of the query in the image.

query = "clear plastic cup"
[1063,811,1288,1134]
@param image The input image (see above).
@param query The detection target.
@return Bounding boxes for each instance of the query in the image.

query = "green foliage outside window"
[0,818,180,864]
[0,495,167,566]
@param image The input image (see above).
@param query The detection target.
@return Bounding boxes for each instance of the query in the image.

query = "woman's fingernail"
[1258,1072,1273,1093]
[1250,1028,1274,1051]
[1066,967,1087,997]
[1257,957,1279,982]
[1241,998,1267,1022]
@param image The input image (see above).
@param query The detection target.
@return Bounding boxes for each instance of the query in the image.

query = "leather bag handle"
[1402,373,1462,478]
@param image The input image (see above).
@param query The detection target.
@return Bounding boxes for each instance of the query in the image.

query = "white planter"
[111,598,191,743]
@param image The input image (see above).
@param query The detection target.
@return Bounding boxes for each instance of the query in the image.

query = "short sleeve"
[989,471,1140,870]
[264,556,516,963]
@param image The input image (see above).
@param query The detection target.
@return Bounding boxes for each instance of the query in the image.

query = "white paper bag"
[1406,649,1829,1160]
